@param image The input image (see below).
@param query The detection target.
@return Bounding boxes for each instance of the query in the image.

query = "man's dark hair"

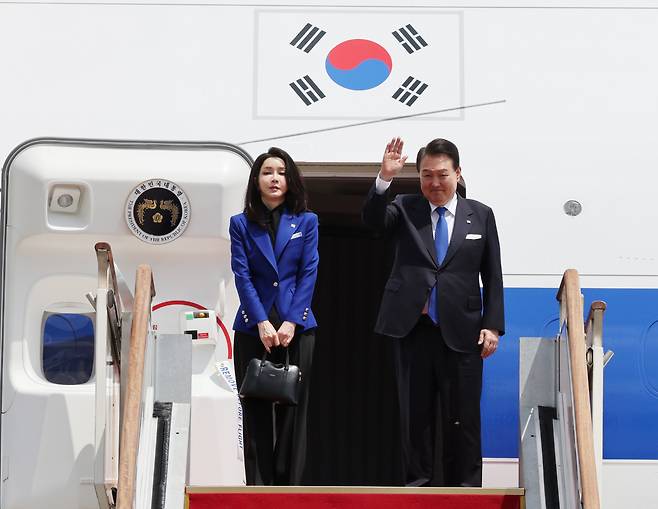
[415,138,460,172]
[244,147,308,227]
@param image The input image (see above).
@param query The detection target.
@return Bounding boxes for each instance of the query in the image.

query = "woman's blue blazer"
[229,209,319,335]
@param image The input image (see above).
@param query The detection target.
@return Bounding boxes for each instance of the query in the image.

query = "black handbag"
[238,349,302,406]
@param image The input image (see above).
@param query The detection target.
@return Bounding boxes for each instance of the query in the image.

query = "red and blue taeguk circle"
[325,39,393,91]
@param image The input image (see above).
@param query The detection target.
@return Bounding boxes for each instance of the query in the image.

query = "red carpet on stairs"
[186,487,524,509]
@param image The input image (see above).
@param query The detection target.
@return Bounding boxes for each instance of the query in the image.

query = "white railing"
[584,301,610,499]
[93,242,124,508]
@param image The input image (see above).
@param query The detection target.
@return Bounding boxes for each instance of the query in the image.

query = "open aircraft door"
[0,139,252,509]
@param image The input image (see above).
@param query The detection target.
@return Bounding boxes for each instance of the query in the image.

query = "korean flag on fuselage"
[254,9,463,120]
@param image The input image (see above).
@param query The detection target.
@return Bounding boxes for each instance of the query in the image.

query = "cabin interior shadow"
[302,164,421,485]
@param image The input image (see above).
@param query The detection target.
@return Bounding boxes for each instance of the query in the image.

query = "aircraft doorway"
[301,163,419,485]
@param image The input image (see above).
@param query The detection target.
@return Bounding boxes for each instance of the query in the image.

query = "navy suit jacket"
[363,185,504,352]
[230,210,319,335]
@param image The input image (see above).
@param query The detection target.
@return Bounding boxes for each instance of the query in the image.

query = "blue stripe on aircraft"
[482,288,658,460]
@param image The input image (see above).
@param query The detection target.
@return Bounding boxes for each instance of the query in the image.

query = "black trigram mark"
[289,75,326,106]
[392,24,428,54]
[290,23,326,53]
[392,76,428,106]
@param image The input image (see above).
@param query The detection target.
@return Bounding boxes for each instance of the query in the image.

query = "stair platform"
[186,486,525,509]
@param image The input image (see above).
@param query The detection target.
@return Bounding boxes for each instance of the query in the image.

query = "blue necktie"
[428,207,448,324]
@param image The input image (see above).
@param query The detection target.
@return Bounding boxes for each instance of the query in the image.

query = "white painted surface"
[483,458,519,488]
[484,459,658,508]
[0,3,657,280]
[601,460,658,509]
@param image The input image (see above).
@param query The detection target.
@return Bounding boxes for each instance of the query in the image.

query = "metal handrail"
[95,242,123,372]
[93,242,124,509]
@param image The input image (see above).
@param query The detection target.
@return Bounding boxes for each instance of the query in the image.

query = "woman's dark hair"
[244,147,308,226]
[415,138,460,172]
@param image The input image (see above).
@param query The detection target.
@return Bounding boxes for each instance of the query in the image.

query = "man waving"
[363,137,504,487]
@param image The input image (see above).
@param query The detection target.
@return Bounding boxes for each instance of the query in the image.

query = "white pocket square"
[291,231,303,240]
[465,233,482,240]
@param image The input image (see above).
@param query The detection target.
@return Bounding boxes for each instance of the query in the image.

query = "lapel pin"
[291,223,296,228]
[466,219,471,224]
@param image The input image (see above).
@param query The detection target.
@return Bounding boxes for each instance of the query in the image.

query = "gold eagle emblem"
[136,198,180,227]
[159,200,180,226]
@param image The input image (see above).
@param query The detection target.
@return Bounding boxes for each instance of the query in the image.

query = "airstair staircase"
[97,254,605,509]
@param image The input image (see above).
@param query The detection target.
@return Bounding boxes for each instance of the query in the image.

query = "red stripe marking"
[152,300,232,359]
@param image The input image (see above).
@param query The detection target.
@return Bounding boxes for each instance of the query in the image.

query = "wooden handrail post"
[556,269,601,509]
[116,265,156,509]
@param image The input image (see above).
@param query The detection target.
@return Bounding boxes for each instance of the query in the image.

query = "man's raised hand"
[380,137,408,182]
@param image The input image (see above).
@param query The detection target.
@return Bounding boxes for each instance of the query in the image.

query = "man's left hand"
[478,329,499,359]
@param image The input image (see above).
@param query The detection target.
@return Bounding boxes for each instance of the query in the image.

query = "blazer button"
[302,317,306,321]
[273,281,279,287]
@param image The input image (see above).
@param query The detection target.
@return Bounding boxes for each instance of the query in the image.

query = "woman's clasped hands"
[257,320,297,352]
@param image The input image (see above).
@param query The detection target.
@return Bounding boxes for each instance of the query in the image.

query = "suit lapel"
[409,197,438,267]
[442,197,473,267]
[245,218,277,272]
[274,211,300,261]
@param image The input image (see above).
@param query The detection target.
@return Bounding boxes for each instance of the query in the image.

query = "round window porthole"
[125,179,191,244]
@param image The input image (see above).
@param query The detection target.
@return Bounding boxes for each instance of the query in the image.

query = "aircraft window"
[42,313,94,384]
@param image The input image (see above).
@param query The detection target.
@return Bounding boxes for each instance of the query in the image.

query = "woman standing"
[230,147,318,485]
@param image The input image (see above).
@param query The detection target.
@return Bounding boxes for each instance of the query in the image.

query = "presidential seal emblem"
[125,179,190,244]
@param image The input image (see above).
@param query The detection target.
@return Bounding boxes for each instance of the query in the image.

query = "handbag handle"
[260,348,291,371]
